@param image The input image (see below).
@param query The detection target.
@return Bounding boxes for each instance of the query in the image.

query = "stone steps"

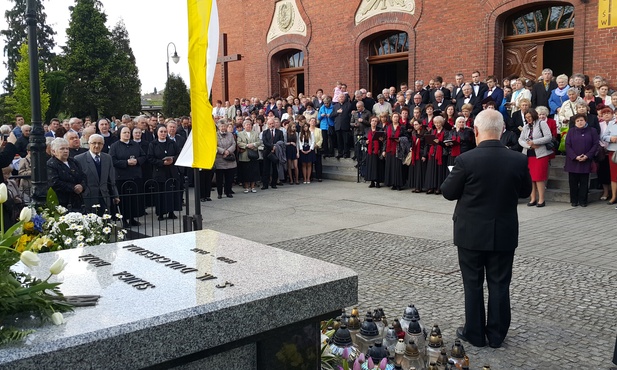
[321,157,361,182]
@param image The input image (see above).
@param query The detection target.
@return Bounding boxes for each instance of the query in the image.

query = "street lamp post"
[26,0,46,206]
[166,42,180,85]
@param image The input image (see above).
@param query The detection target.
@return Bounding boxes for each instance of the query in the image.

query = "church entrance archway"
[367,32,409,95]
[503,4,574,81]
[274,50,305,98]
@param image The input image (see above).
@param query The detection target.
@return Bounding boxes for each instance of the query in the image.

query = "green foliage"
[0,211,72,345]
[45,187,58,209]
[3,43,50,124]
[44,70,68,122]
[1,0,57,92]
[105,20,141,117]
[62,0,114,119]
[163,74,191,118]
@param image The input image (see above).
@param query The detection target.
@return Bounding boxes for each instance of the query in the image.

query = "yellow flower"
[30,236,54,252]
[15,234,31,253]
[23,222,34,232]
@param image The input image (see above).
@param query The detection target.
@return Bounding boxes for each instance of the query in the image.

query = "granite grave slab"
[0,230,358,369]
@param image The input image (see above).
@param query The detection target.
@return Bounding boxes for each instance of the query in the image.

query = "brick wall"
[211,0,617,102]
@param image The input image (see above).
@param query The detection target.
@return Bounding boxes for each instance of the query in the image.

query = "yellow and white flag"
[176,0,219,169]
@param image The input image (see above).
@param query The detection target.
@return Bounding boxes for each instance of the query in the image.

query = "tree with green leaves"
[44,70,68,122]
[1,0,56,92]
[62,0,114,119]
[105,20,141,117]
[163,74,191,118]
[3,43,50,124]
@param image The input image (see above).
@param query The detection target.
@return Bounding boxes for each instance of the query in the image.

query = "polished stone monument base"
[0,230,358,370]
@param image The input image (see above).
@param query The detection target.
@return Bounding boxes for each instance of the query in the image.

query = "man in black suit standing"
[330,93,354,158]
[429,76,451,104]
[441,109,532,349]
[261,117,284,189]
[432,90,449,112]
[456,84,482,117]
[75,134,120,215]
[531,68,557,109]
[483,76,504,109]
[470,71,488,100]
[452,73,465,104]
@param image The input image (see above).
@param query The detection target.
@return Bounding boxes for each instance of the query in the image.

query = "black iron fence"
[9,176,196,241]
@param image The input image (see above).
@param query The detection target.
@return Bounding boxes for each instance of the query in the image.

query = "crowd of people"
[2,68,616,227]
[3,114,191,228]
[211,69,617,209]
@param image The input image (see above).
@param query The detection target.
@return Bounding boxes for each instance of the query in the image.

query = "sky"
[0,0,190,94]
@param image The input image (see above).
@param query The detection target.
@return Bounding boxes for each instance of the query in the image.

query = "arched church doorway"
[367,32,409,95]
[275,50,304,98]
[503,4,574,81]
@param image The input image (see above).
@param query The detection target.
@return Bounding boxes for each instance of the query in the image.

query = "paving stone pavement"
[198,180,617,370]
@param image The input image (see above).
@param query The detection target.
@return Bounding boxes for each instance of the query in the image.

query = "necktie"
[94,155,101,178]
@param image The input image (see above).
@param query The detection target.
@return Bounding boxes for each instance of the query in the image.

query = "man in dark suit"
[456,84,482,117]
[330,93,354,158]
[65,131,87,158]
[75,134,119,215]
[483,76,504,110]
[432,90,449,112]
[441,109,532,349]
[531,68,558,109]
[409,93,426,113]
[429,76,451,104]
[470,71,488,100]
[414,80,430,104]
[261,118,284,189]
[452,73,465,104]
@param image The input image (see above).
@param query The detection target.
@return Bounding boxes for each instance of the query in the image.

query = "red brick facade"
[212,0,616,101]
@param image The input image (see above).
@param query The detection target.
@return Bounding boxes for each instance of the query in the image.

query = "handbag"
[247,149,259,160]
[223,153,236,161]
[302,144,310,152]
[612,150,617,164]
[267,152,279,164]
[538,123,558,151]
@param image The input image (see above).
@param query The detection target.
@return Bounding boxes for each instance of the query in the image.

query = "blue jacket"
[318,104,334,130]
[548,86,570,115]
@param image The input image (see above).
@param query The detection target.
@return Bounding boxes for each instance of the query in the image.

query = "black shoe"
[130,219,141,226]
[335,155,342,160]
[271,186,278,189]
[527,201,537,206]
[217,195,222,199]
[205,197,212,201]
[536,202,545,208]
[343,154,350,159]
[226,194,233,198]
[571,202,578,207]
[369,182,375,188]
[122,221,131,228]
[261,186,268,190]
[375,183,381,188]
[230,190,235,194]
[580,203,587,207]
[158,215,165,221]
[168,213,178,219]
[456,327,486,348]
[200,198,207,202]
[352,156,357,160]
[391,186,397,190]
[488,342,502,349]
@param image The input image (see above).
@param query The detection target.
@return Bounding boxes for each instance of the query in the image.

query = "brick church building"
[212,0,617,101]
